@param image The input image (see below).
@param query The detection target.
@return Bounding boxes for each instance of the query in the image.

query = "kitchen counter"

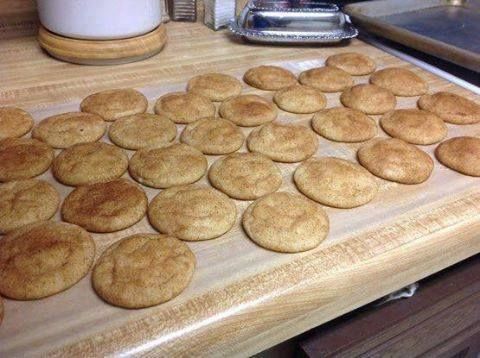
[1,20,480,357]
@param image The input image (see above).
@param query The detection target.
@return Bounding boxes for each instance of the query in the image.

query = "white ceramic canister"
[37,0,162,40]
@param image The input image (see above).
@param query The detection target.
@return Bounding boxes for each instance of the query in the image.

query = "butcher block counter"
[1,19,480,357]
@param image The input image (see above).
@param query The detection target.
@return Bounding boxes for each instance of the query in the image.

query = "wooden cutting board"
[0,21,479,357]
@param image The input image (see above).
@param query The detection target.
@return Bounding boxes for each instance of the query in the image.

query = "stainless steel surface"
[167,0,197,22]
[229,0,358,44]
[345,0,480,72]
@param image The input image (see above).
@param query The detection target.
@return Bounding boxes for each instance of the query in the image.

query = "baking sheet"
[344,0,480,72]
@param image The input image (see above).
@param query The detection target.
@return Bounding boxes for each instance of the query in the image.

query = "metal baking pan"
[229,0,358,44]
[344,0,480,72]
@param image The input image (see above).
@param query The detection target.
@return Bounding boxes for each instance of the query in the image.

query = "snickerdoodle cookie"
[80,88,148,121]
[53,142,128,186]
[219,94,277,127]
[370,67,428,97]
[0,179,60,234]
[340,84,396,114]
[380,109,447,145]
[294,157,378,208]
[273,85,327,114]
[62,178,147,233]
[418,92,480,124]
[243,65,297,91]
[108,113,176,150]
[208,152,282,200]
[92,233,195,309]
[180,117,244,155]
[326,52,376,75]
[358,138,434,184]
[154,92,216,124]
[0,107,33,140]
[0,221,95,300]
[129,143,207,188]
[32,112,106,149]
[0,138,53,182]
[247,122,318,162]
[435,136,480,177]
[187,73,242,102]
[148,185,236,241]
[243,192,329,253]
[311,107,377,142]
[299,66,353,92]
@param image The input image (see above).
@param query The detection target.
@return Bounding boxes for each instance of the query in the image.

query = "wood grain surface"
[0,21,480,357]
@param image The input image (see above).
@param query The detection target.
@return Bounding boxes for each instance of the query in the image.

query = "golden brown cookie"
[32,112,106,149]
[129,143,207,188]
[311,107,377,143]
[148,185,236,241]
[380,109,447,145]
[358,138,434,184]
[187,73,242,102]
[435,136,480,177]
[273,85,327,114]
[0,107,34,140]
[92,233,195,309]
[154,92,216,124]
[0,221,95,300]
[108,113,176,150]
[370,67,428,97]
[62,178,147,233]
[180,118,244,155]
[208,152,282,200]
[294,157,378,208]
[243,192,329,253]
[52,142,128,186]
[326,52,376,76]
[243,65,297,91]
[298,66,354,92]
[219,94,277,127]
[247,122,318,162]
[0,138,53,182]
[80,88,148,121]
[0,179,60,234]
[340,84,396,115]
[418,92,480,124]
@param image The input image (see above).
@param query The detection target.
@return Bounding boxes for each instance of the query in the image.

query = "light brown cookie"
[435,136,480,177]
[53,142,128,186]
[294,157,378,208]
[219,94,277,127]
[187,73,242,102]
[0,179,60,234]
[340,84,396,114]
[32,112,106,149]
[243,192,329,253]
[180,117,244,155]
[108,113,176,150]
[92,233,195,309]
[247,122,318,162]
[154,92,216,124]
[370,67,428,97]
[298,66,354,92]
[80,88,148,121]
[418,92,480,124]
[129,143,207,188]
[62,178,147,233]
[358,138,434,184]
[243,65,297,91]
[148,185,236,241]
[208,152,282,200]
[0,296,3,325]
[326,52,376,76]
[380,109,447,145]
[311,107,377,143]
[0,107,34,140]
[0,138,53,182]
[0,221,95,300]
[273,85,327,114]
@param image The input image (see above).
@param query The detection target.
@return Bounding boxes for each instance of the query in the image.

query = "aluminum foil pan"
[229,0,358,43]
